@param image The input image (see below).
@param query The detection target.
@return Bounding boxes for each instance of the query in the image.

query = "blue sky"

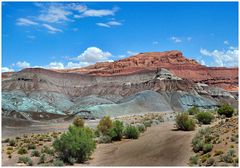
[2,2,239,72]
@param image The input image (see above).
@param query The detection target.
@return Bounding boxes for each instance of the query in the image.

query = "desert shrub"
[98,135,112,144]
[31,150,40,157]
[27,143,36,150]
[188,106,200,115]
[2,138,10,143]
[189,155,199,165]
[206,158,215,166]
[9,139,16,146]
[16,136,21,140]
[8,154,12,159]
[97,116,113,135]
[53,159,64,166]
[143,120,152,127]
[53,125,96,163]
[192,139,204,153]
[156,115,164,122]
[175,113,195,131]
[73,116,84,128]
[192,127,213,153]
[38,153,45,164]
[200,153,211,163]
[7,147,13,150]
[214,150,224,156]
[41,146,54,155]
[195,111,214,124]
[18,147,28,155]
[137,124,146,133]
[217,103,234,118]
[221,149,236,163]
[94,129,100,137]
[203,143,213,153]
[18,156,33,166]
[108,120,124,141]
[124,125,140,139]
[6,150,13,155]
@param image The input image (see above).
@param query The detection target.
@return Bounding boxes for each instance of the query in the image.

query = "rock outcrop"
[56,50,238,91]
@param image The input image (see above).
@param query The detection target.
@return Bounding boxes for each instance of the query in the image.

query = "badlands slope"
[2,50,238,122]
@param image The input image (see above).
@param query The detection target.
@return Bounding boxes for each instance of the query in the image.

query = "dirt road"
[88,121,195,166]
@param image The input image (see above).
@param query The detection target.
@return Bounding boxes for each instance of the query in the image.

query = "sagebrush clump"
[107,120,124,141]
[53,125,96,163]
[97,116,113,135]
[188,106,200,115]
[195,111,214,124]
[18,156,33,166]
[73,116,84,128]
[175,113,195,131]
[124,125,140,139]
[217,103,234,118]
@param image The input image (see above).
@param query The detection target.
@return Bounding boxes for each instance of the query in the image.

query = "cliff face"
[56,50,238,91]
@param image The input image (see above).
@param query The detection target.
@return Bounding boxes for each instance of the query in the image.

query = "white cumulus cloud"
[47,62,65,69]
[16,61,31,69]
[74,47,112,63]
[2,67,14,72]
[200,46,238,67]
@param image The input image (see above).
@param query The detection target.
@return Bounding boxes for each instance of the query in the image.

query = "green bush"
[53,125,96,163]
[18,147,28,155]
[203,143,213,153]
[31,150,40,157]
[97,116,113,135]
[192,127,213,153]
[27,143,36,150]
[221,149,236,163]
[41,146,54,155]
[38,153,45,164]
[192,139,204,153]
[188,106,200,115]
[217,103,234,118]
[206,158,215,166]
[195,111,214,124]
[98,135,112,144]
[143,120,152,127]
[53,159,64,166]
[175,113,195,131]
[9,139,16,146]
[137,124,146,133]
[108,120,124,141]
[73,116,84,128]
[124,125,140,139]
[189,155,199,165]
[2,138,10,143]
[18,156,33,166]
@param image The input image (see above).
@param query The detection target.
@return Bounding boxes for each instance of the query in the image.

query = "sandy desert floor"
[86,121,195,166]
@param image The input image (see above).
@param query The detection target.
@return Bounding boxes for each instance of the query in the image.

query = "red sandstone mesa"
[57,50,238,91]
